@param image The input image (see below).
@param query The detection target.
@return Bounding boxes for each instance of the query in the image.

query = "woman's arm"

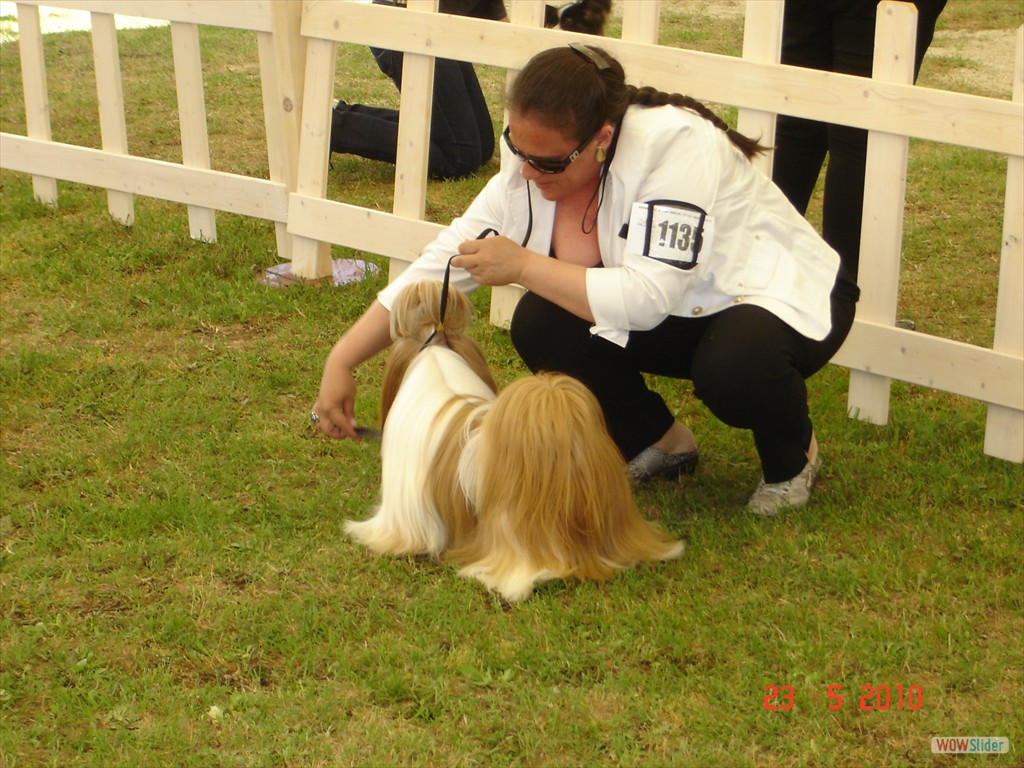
[314,300,392,439]
[315,172,510,439]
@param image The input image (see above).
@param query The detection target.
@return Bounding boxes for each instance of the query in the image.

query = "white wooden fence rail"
[0,0,1021,463]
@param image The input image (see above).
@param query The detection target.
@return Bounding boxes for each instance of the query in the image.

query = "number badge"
[625,199,714,271]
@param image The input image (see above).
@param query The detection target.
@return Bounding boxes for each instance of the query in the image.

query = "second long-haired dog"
[344,280,683,601]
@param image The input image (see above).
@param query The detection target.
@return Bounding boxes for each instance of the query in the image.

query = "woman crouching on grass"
[312,43,859,516]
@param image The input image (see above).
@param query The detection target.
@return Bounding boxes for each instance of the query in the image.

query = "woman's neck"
[560,173,601,223]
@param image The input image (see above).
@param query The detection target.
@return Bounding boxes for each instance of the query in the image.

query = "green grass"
[1,3,1022,767]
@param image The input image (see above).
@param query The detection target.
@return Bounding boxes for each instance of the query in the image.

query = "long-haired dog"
[344,280,683,601]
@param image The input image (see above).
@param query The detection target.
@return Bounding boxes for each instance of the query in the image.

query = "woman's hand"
[451,235,528,286]
[311,300,393,440]
[313,358,360,440]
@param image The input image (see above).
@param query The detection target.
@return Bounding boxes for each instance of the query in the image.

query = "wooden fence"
[1,0,1021,463]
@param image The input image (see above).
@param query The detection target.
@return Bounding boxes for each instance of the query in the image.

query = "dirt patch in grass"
[659,0,1018,99]
[927,28,1018,98]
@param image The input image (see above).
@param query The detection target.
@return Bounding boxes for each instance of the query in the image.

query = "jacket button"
[691,306,703,316]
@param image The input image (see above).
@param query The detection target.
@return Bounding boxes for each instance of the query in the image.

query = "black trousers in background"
[330,49,495,180]
[510,285,858,484]
[771,0,947,280]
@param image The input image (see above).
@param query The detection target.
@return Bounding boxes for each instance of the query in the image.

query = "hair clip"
[568,42,611,70]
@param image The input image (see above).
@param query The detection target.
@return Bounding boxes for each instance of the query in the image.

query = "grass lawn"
[1,2,1021,766]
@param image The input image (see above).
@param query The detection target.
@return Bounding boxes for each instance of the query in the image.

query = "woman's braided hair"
[627,85,767,159]
[508,45,767,160]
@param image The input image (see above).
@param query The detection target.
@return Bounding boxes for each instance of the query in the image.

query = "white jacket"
[378,105,841,347]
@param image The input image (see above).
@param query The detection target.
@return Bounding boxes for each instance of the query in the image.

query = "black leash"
[419,228,500,351]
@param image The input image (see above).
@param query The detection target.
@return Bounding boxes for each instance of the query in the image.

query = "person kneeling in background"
[330,0,611,179]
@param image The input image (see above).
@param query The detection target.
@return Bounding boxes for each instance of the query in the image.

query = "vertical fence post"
[89,11,134,225]
[389,0,438,283]
[487,1,545,328]
[846,0,917,425]
[172,20,217,243]
[984,26,1024,462]
[738,0,783,176]
[290,28,337,280]
[258,30,290,262]
[262,0,308,264]
[15,2,57,206]
[620,0,660,42]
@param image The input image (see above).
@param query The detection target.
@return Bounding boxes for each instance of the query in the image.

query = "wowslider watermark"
[931,736,1010,754]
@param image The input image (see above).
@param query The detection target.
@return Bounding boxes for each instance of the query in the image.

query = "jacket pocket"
[727,236,779,291]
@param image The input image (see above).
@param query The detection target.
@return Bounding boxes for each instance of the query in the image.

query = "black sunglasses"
[502,125,598,174]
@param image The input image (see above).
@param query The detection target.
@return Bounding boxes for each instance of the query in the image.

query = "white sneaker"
[747,455,821,517]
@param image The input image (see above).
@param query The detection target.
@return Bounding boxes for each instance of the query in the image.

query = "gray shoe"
[747,455,821,516]
[627,446,699,483]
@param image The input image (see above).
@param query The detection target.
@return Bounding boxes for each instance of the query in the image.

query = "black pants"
[330,49,495,180]
[771,0,946,280]
[510,284,858,483]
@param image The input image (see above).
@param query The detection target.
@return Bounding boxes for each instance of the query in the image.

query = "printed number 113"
[657,220,693,252]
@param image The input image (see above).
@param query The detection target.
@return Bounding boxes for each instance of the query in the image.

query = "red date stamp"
[763,684,923,711]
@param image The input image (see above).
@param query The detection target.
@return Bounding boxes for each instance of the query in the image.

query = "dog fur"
[344,280,683,601]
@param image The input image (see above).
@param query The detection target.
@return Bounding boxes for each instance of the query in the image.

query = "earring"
[595,146,606,163]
